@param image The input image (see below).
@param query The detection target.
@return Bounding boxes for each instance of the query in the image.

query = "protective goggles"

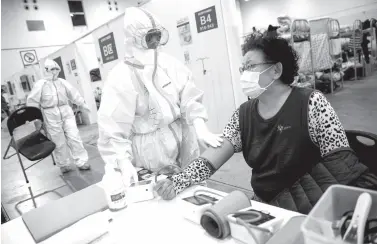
[50,68,60,71]
[139,27,169,49]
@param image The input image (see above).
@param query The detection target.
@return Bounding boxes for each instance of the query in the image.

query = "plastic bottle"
[103,165,128,211]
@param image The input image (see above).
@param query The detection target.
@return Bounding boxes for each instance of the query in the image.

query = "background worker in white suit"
[27,59,91,173]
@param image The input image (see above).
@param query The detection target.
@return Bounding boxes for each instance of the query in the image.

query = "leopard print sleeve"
[308,91,350,157]
[222,109,242,153]
[171,158,215,194]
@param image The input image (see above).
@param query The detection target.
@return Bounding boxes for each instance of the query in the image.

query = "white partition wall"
[74,42,99,124]
[91,15,125,84]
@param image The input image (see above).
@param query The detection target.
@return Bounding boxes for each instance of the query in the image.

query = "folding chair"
[346,130,377,176]
[3,107,56,184]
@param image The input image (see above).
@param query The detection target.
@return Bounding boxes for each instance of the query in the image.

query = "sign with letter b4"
[195,6,218,33]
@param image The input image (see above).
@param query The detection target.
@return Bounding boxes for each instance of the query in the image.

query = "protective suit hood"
[44,59,61,80]
[123,7,169,67]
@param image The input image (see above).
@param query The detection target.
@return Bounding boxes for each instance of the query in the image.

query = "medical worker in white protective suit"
[27,59,91,173]
[97,7,222,185]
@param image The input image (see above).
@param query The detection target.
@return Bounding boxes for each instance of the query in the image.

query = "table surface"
[1,183,302,244]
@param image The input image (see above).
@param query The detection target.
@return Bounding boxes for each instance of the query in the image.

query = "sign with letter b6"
[99,32,118,64]
[195,6,218,33]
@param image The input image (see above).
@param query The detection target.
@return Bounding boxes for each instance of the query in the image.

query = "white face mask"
[240,65,275,99]
[51,70,60,80]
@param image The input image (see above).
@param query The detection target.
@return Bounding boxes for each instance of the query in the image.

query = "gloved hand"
[81,103,91,113]
[193,118,223,148]
[118,159,139,187]
[153,179,176,200]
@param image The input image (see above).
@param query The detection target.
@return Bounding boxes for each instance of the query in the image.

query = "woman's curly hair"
[242,35,299,85]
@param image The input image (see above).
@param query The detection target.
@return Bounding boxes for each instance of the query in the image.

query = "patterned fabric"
[349,33,362,51]
[311,34,334,71]
[222,109,242,153]
[294,34,334,72]
[307,91,349,156]
[293,41,312,73]
[171,158,215,194]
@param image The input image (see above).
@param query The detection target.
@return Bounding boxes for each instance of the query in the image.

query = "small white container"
[128,179,155,203]
[102,167,128,211]
[227,207,284,244]
[301,185,377,244]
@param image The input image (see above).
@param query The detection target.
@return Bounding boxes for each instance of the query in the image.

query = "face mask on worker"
[124,7,169,66]
[240,65,276,99]
[51,69,60,79]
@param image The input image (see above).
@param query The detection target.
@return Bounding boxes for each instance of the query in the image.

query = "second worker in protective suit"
[97,7,222,185]
[27,59,91,173]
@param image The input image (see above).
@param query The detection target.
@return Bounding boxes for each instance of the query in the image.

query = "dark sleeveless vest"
[239,87,367,214]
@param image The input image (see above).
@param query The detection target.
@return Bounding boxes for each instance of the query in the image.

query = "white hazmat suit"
[97,7,222,184]
[27,59,91,173]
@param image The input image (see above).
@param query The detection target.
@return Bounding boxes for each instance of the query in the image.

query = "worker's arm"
[174,58,222,147]
[170,109,242,194]
[62,79,86,107]
[97,64,138,182]
[179,70,208,124]
[26,80,45,108]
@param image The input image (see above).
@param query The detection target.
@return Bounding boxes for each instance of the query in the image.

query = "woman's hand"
[153,179,177,200]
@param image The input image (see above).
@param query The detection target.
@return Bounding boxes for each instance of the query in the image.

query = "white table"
[1,184,301,244]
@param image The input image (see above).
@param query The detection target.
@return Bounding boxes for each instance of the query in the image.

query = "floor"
[1,71,376,221]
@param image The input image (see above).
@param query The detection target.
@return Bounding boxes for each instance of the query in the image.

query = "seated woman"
[154,35,377,214]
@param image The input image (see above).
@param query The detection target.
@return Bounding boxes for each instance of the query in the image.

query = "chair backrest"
[346,130,377,175]
[7,106,43,136]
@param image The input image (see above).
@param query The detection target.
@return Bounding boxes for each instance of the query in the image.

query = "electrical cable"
[234,210,274,244]
[192,189,225,205]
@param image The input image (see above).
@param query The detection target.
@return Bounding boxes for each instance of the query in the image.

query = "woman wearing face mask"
[27,59,91,173]
[154,36,377,214]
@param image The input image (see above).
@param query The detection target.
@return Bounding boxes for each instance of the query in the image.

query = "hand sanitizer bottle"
[103,164,128,211]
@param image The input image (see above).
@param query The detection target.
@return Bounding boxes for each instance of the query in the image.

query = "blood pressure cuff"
[200,139,234,168]
[200,190,251,239]
[22,184,108,243]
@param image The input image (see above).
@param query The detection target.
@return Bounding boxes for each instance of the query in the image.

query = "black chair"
[3,107,56,183]
[346,130,377,175]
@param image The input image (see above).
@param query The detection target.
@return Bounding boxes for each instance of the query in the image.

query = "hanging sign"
[177,17,192,46]
[195,6,218,33]
[70,59,77,70]
[184,51,191,64]
[99,32,118,64]
[20,49,39,67]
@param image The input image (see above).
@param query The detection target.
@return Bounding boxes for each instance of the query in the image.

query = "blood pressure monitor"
[178,190,222,225]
